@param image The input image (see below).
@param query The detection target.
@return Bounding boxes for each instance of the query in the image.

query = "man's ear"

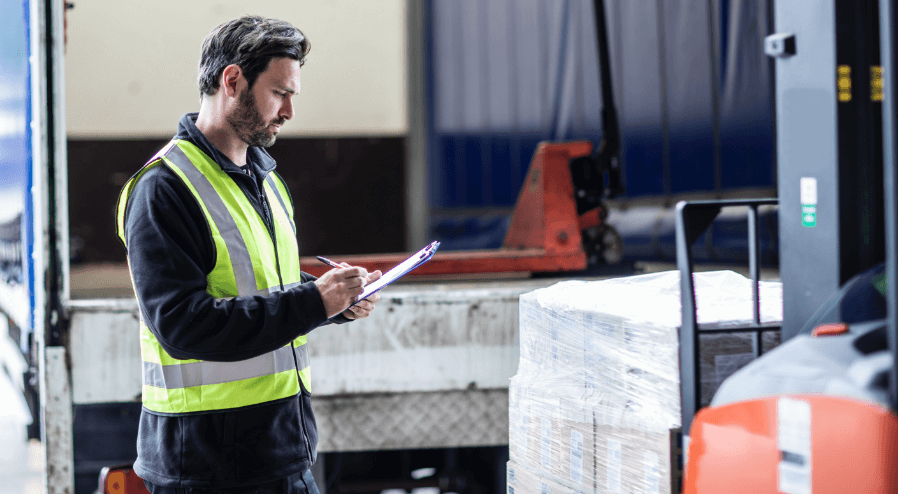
[220,64,243,98]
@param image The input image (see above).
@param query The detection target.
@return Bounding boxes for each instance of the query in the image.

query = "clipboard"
[348,240,441,309]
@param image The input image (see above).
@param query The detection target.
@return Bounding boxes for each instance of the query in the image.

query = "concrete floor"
[0,317,44,494]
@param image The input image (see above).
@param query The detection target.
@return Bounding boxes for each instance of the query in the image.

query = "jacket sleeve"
[299,272,352,325]
[123,165,330,362]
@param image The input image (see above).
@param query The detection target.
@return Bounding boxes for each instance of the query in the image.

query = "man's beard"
[226,88,284,148]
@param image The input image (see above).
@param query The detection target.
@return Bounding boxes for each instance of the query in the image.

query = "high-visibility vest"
[115,139,311,414]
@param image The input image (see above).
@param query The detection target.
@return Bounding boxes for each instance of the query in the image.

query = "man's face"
[227,57,301,148]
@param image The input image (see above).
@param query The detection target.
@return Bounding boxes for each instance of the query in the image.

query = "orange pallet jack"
[300,140,623,279]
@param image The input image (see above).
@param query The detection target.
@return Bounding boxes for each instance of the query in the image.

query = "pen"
[316,256,342,269]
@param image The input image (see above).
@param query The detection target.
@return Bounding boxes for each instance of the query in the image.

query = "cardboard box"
[546,399,595,492]
[509,385,597,493]
[594,423,671,494]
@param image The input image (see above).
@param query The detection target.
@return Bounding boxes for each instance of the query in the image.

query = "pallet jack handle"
[592,0,624,197]
[570,0,625,211]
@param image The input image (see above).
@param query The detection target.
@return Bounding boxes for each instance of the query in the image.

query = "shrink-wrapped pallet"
[509,270,782,494]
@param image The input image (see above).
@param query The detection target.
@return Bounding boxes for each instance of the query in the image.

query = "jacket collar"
[175,112,278,177]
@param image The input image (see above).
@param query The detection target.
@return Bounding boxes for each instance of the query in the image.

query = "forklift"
[676,0,898,491]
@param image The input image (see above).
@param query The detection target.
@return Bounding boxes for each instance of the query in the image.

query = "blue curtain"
[426,0,775,249]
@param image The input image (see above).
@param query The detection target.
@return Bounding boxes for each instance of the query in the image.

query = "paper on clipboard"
[350,240,441,308]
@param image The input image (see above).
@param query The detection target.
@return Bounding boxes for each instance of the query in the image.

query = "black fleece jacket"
[123,113,344,488]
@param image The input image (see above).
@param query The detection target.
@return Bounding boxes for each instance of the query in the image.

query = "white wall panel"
[65,0,407,137]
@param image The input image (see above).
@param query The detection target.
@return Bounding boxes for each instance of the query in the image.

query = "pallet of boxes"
[507,270,782,493]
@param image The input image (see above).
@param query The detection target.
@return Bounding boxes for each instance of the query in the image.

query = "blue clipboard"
[348,240,441,309]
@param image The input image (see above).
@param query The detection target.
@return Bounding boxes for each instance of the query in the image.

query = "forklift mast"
[772,0,885,340]
[879,0,898,411]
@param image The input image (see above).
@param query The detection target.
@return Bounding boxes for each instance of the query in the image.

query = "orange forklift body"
[684,395,898,493]
[300,141,594,278]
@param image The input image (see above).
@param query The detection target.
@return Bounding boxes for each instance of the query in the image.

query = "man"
[115,16,380,493]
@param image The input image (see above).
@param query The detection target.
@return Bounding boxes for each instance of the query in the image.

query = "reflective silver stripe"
[146,140,178,166]
[264,281,303,295]
[214,288,271,302]
[265,174,296,236]
[294,344,310,370]
[143,345,296,389]
[165,144,260,296]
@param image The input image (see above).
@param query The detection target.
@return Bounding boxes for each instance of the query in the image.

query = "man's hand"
[342,270,382,320]
[314,266,371,318]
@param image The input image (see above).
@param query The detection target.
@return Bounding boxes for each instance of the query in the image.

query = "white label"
[643,451,661,494]
[570,430,584,484]
[800,177,818,205]
[777,397,812,494]
[518,415,529,456]
[541,418,552,468]
[607,439,622,494]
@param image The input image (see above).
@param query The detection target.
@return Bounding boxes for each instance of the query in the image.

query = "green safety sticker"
[801,204,817,227]
[800,177,818,228]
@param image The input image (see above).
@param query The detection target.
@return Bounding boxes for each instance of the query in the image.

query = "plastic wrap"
[508,270,783,493]
[507,460,580,494]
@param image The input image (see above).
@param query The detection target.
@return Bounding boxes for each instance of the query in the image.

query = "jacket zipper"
[258,191,285,291]
[230,170,285,291]
[231,168,311,460]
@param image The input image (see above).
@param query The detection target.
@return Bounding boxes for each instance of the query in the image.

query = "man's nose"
[280,98,294,121]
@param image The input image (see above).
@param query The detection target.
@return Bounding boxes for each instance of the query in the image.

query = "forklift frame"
[675,198,781,437]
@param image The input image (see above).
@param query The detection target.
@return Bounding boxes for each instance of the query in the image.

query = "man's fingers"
[337,266,368,280]
[316,265,377,318]
[348,301,375,319]
[345,275,367,290]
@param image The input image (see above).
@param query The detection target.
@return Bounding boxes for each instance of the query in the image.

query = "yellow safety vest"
[115,139,311,414]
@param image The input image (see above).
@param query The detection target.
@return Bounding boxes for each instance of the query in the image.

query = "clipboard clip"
[418,240,440,261]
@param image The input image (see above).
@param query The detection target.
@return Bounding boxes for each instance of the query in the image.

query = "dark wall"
[67,136,406,264]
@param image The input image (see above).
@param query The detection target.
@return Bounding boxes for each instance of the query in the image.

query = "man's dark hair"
[198,15,311,97]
